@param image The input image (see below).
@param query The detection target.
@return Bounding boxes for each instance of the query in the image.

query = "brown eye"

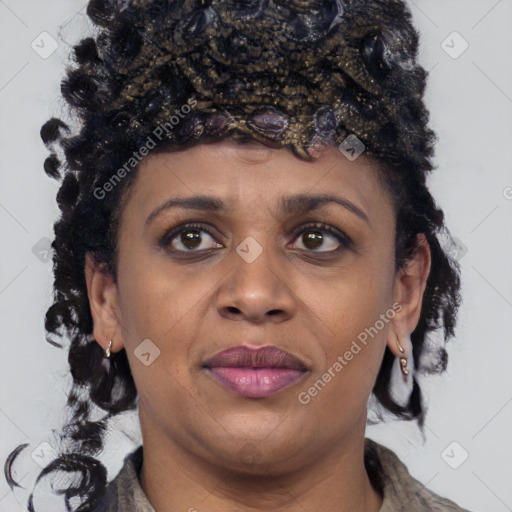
[302,231,324,250]
[295,229,339,252]
[291,223,350,253]
[160,224,223,253]
[171,228,220,251]
[179,229,202,250]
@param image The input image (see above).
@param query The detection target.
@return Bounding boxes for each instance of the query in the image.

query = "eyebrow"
[145,193,369,225]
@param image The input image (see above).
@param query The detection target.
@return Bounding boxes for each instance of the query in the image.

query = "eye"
[289,222,352,253]
[159,223,223,253]
[158,221,352,257]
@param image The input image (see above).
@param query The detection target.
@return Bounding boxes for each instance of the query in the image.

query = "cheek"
[300,282,392,427]
[321,258,394,340]
[115,255,210,411]
[309,250,395,394]
[116,250,218,349]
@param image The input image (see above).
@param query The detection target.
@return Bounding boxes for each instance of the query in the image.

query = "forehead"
[138,138,382,193]
[122,138,392,228]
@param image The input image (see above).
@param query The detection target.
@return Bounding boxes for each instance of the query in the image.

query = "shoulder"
[364,438,475,512]
[91,482,118,512]
[91,446,155,512]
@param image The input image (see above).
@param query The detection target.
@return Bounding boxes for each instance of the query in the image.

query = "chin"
[194,422,313,475]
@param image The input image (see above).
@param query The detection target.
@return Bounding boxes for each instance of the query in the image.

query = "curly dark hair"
[4,0,461,510]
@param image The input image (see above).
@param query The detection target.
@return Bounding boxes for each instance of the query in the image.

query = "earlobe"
[386,323,412,359]
[84,253,121,355]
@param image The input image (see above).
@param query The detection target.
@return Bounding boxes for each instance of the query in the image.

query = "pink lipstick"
[203,345,308,398]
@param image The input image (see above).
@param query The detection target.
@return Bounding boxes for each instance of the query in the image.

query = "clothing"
[94,438,473,511]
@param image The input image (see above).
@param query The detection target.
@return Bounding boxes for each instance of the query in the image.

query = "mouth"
[202,345,309,399]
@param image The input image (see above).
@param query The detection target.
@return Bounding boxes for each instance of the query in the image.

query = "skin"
[85,138,430,512]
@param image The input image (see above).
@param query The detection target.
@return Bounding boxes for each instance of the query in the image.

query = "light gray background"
[1,1,511,511]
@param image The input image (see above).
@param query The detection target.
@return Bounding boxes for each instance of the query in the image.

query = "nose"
[216,242,297,324]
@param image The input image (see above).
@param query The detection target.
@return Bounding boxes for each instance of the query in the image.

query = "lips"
[203,345,309,398]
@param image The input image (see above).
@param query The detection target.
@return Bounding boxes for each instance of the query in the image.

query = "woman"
[5,0,472,510]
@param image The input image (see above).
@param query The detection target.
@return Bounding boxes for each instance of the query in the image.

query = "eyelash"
[158,222,352,256]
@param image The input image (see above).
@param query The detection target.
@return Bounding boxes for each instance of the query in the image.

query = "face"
[86,138,429,475]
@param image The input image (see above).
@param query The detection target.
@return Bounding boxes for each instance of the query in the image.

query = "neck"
[138,413,383,512]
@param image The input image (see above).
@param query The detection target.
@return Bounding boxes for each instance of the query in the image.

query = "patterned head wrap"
[54,0,434,177]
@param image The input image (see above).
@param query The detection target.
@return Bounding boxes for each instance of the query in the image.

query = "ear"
[84,253,122,355]
[387,233,431,357]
